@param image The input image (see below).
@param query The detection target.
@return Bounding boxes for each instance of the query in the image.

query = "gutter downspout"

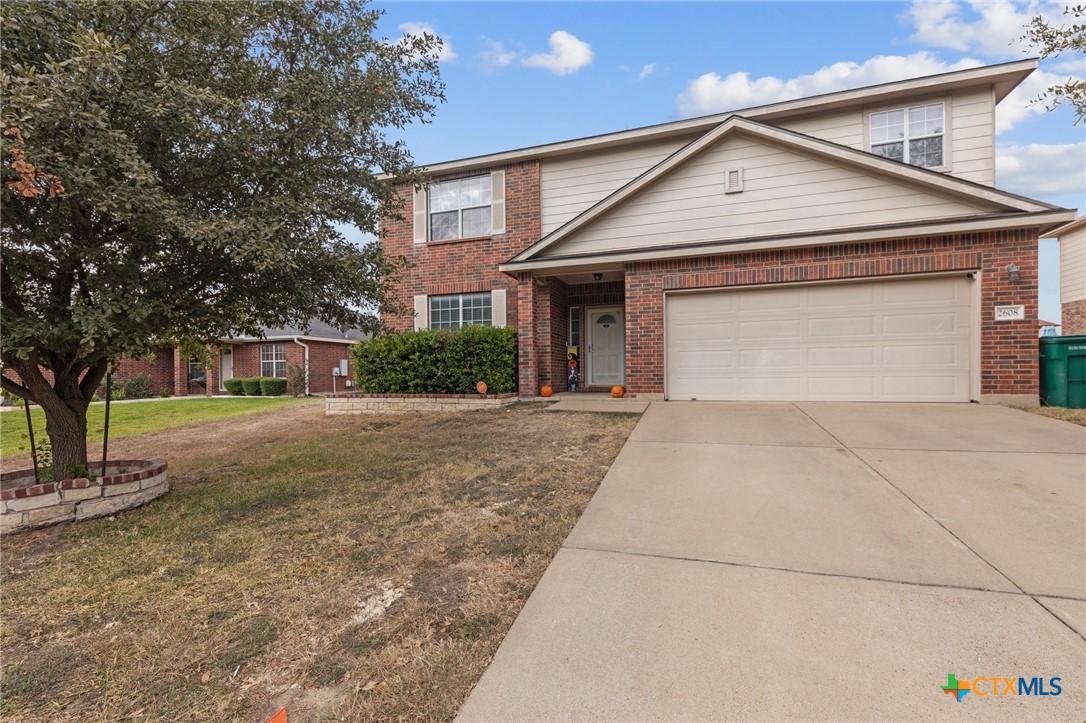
[292,337,310,396]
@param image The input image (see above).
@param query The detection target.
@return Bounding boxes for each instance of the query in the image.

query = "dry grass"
[1026,406,1086,426]
[0,401,639,721]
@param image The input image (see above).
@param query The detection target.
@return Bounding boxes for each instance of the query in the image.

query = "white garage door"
[665,276,973,402]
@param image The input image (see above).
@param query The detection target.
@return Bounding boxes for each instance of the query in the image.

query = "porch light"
[593,273,603,281]
[1005,263,1021,282]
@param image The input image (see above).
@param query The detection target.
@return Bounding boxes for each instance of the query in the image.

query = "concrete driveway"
[458,403,1086,721]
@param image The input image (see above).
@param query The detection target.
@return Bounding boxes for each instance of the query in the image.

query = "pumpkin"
[611,385,625,398]
[540,385,553,398]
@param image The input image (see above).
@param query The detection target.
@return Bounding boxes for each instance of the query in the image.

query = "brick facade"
[1062,299,1086,335]
[382,161,542,333]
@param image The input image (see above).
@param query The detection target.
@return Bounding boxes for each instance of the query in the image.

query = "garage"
[665,275,974,402]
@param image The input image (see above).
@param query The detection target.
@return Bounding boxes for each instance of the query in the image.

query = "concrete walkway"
[458,402,1086,721]
[543,393,650,414]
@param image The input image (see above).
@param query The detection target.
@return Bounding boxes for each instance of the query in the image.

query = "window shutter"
[490,170,506,235]
[413,187,428,244]
[413,294,428,330]
[491,288,507,327]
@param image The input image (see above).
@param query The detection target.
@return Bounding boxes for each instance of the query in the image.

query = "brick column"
[979,228,1040,404]
[172,348,187,397]
[517,272,538,396]
[624,264,666,395]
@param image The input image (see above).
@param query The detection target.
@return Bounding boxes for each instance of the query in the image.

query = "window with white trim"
[429,176,491,241]
[869,102,944,168]
[429,292,492,329]
[260,342,286,378]
[569,306,581,348]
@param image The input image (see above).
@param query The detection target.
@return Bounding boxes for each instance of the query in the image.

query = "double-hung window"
[429,292,492,329]
[869,102,945,168]
[429,176,492,241]
[260,342,286,378]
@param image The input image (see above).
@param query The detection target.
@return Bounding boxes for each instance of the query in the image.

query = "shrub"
[352,325,517,394]
[260,377,287,396]
[285,362,308,397]
[122,374,155,399]
[159,388,172,397]
[240,377,263,396]
[223,378,246,396]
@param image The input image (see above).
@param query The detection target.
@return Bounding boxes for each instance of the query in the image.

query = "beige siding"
[1060,226,1086,303]
[778,108,864,148]
[544,133,989,258]
[540,136,693,233]
[950,88,995,185]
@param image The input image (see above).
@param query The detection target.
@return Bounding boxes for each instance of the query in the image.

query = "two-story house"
[381,59,1076,406]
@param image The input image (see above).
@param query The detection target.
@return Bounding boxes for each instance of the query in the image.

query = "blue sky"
[372,1,1085,323]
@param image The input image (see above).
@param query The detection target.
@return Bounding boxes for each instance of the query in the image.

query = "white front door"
[220,347,234,391]
[588,307,625,387]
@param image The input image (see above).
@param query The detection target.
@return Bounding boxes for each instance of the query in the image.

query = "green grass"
[0,397,303,458]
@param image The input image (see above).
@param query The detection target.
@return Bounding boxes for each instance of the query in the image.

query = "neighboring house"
[381,59,1075,406]
[3,321,363,399]
[1049,216,1086,335]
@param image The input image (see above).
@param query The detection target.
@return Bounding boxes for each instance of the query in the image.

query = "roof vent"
[724,166,744,194]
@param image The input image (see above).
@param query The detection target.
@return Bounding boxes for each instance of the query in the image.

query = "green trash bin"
[1039,335,1086,408]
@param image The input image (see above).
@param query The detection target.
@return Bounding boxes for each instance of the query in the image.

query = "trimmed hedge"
[240,377,263,396]
[353,325,517,394]
[260,377,287,396]
[223,378,245,395]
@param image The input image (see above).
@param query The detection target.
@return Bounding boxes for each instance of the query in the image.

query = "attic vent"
[724,166,744,194]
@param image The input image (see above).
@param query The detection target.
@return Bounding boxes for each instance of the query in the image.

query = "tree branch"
[0,373,32,400]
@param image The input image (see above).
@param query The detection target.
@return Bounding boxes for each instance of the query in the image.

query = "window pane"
[429,180,459,212]
[430,295,460,328]
[461,292,492,327]
[908,136,943,168]
[459,176,491,208]
[872,142,904,162]
[908,103,944,137]
[430,211,459,241]
[570,307,581,347]
[462,206,491,238]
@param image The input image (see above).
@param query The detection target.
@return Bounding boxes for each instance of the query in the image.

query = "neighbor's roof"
[1046,215,1086,238]
[224,320,367,343]
[382,58,1037,180]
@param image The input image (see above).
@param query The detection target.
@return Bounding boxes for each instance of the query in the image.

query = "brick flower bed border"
[326,392,519,415]
[0,459,168,534]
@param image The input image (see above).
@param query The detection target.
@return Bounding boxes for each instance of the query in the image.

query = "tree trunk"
[42,399,90,480]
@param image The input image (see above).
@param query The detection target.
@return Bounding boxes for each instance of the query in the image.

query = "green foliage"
[0,0,444,474]
[240,378,263,396]
[34,438,51,482]
[1023,5,1086,123]
[159,388,171,398]
[285,362,308,397]
[223,378,246,396]
[259,377,287,396]
[121,374,155,400]
[352,326,518,395]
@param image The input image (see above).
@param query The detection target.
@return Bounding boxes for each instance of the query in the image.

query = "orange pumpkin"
[611,385,625,398]
[540,385,553,398]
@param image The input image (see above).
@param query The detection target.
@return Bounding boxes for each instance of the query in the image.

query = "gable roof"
[506,115,1064,266]
[388,59,1038,180]
[224,319,367,344]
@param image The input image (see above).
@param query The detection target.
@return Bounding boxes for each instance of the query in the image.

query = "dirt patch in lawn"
[1026,406,1086,427]
[0,402,639,721]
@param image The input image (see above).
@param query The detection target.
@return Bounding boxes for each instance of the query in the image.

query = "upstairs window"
[429,176,492,241]
[870,102,944,169]
[430,292,492,329]
[260,343,286,378]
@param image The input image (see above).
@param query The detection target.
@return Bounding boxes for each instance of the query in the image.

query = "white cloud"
[637,63,655,82]
[399,21,457,62]
[676,52,980,117]
[996,67,1085,132]
[521,31,594,76]
[904,0,1068,59]
[478,38,516,71]
[996,141,1086,197]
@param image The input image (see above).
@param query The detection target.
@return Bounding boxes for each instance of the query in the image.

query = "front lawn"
[0,397,303,459]
[1027,405,1086,426]
[0,403,638,721]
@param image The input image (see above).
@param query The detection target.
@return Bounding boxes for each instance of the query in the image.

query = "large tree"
[1,1,443,477]
[1024,4,1085,123]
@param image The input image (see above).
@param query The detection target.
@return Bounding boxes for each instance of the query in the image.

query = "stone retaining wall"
[1,459,168,534]
[326,393,519,415]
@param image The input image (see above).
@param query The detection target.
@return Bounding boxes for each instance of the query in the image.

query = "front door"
[220,347,234,391]
[588,307,624,387]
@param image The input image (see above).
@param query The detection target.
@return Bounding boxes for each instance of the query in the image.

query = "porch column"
[517,272,539,396]
[171,347,187,397]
